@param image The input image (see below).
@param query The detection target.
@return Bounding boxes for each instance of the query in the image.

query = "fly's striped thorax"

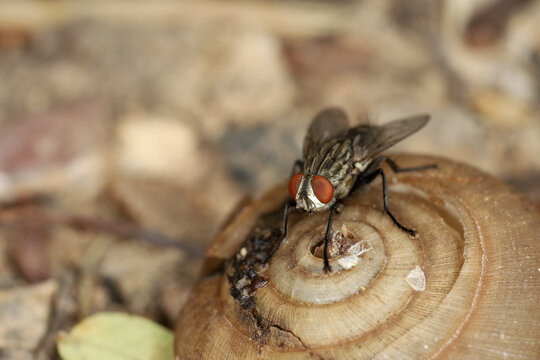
[304,137,353,183]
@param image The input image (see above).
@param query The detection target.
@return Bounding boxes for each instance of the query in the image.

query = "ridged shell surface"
[175,155,540,359]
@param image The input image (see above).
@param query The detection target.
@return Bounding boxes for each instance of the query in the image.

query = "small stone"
[471,90,530,127]
[235,276,250,290]
[336,240,372,270]
[405,265,426,291]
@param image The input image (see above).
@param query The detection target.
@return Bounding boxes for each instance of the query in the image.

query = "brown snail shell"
[175,154,540,359]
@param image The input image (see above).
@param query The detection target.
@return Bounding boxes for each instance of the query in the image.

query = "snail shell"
[175,155,540,359]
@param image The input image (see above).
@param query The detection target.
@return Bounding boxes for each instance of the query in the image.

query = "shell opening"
[310,224,361,260]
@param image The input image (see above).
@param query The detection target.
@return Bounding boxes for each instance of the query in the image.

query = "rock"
[99,242,190,316]
[115,116,205,185]
[0,280,58,350]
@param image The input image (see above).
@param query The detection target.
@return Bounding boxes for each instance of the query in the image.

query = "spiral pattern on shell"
[175,155,540,359]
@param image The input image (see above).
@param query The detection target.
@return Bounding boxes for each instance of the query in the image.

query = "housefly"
[267,108,436,272]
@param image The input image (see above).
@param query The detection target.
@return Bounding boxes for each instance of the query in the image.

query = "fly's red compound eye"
[288,173,303,199]
[311,176,334,203]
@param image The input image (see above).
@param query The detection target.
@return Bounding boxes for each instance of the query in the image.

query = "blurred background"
[0,1,539,359]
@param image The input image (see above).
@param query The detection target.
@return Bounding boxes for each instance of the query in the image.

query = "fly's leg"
[361,168,417,237]
[350,156,435,238]
[265,160,303,264]
[380,157,435,235]
[322,203,340,273]
[384,157,437,173]
[266,200,294,262]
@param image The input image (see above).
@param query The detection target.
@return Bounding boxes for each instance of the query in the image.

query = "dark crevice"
[225,226,312,352]
[269,323,310,351]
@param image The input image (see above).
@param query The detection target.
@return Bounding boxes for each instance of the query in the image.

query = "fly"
[267,108,437,272]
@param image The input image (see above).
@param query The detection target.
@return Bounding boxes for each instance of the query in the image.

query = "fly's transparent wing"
[351,114,429,162]
[303,108,350,157]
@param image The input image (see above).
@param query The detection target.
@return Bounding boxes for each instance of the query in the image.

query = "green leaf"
[57,312,174,360]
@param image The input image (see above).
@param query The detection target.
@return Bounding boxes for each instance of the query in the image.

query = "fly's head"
[288,173,335,213]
